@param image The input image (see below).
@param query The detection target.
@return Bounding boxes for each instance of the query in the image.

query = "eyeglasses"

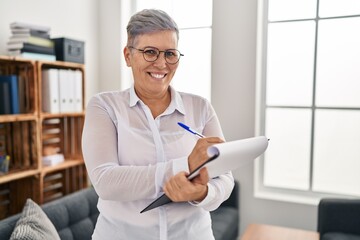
[128,46,184,65]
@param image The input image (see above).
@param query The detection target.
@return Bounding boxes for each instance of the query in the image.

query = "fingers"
[163,172,188,202]
[201,137,224,144]
[168,172,187,191]
[163,170,209,202]
[188,137,224,173]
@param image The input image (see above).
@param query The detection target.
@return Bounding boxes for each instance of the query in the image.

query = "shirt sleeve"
[189,172,234,211]
[82,96,177,201]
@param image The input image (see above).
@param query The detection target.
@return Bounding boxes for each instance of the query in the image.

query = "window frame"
[255,0,360,205]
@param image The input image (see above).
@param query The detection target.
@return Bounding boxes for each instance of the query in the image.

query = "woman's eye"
[144,49,158,56]
[165,51,176,57]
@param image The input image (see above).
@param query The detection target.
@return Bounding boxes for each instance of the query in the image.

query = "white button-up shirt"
[82,86,234,240]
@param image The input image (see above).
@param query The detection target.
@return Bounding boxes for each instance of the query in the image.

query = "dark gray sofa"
[318,198,360,240]
[0,181,239,240]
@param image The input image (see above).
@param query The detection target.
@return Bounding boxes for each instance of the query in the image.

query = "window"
[120,0,213,101]
[256,0,360,204]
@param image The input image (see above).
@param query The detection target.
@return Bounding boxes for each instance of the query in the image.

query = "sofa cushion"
[210,206,239,240]
[323,232,360,240]
[10,199,60,240]
[42,187,99,240]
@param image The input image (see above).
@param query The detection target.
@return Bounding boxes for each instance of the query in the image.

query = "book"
[0,75,20,114]
[11,28,50,39]
[42,153,64,166]
[8,52,56,61]
[7,36,54,48]
[8,43,55,55]
[0,81,11,114]
[42,69,60,113]
[10,22,50,33]
[0,155,10,174]
[140,136,269,213]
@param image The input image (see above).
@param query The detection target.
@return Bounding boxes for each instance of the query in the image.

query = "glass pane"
[319,0,360,18]
[171,28,211,100]
[266,21,315,106]
[136,0,212,28]
[172,0,212,28]
[316,17,360,107]
[268,0,317,21]
[313,109,360,196]
[264,108,312,190]
[135,0,172,14]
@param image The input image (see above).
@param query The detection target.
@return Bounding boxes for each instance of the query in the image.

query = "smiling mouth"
[149,73,166,79]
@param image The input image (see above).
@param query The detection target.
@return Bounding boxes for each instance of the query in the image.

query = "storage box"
[52,38,85,63]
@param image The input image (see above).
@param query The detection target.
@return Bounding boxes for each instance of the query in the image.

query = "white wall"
[0,0,100,103]
[98,0,122,92]
[212,0,318,236]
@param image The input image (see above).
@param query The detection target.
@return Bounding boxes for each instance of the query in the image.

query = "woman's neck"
[136,88,171,118]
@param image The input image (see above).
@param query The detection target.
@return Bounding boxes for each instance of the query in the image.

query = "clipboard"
[140,136,269,213]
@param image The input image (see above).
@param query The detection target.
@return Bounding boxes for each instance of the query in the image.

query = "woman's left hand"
[163,167,209,202]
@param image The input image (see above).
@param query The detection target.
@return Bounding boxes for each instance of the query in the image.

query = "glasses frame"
[128,46,184,65]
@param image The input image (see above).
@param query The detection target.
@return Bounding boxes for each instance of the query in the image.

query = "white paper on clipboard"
[188,136,269,180]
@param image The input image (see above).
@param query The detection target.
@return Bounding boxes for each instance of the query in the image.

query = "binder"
[0,75,19,114]
[58,69,74,113]
[73,70,83,112]
[42,69,60,113]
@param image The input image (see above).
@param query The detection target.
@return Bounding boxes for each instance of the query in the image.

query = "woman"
[82,9,234,240]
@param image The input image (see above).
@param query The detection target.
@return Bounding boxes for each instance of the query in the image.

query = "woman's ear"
[123,47,131,67]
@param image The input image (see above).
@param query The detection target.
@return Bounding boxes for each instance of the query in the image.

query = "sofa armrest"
[220,180,239,209]
[318,198,360,238]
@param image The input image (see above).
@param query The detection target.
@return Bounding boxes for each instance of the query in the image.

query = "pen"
[178,122,205,138]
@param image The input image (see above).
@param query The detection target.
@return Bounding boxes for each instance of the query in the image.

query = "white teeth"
[150,73,165,79]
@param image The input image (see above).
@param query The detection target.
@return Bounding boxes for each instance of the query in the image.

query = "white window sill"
[254,188,321,206]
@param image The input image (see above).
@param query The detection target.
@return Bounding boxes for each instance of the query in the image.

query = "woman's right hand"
[187,137,224,173]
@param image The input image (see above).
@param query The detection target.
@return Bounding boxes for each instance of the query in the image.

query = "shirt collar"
[168,85,186,115]
[128,85,186,115]
[129,85,140,107]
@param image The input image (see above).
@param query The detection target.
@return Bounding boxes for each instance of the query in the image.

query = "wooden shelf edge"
[0,55,36,64]
[41,159,85,174]
[0,55,84,68]
[40,112,85,119]
[0,114,38,122]
[0,169,40,184]
[37,60,84,69]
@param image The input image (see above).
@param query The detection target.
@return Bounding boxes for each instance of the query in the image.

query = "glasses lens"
[143,48,159,62]
[164,50,180,64]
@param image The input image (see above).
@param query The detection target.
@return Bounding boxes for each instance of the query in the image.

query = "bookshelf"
[0,55,88,219]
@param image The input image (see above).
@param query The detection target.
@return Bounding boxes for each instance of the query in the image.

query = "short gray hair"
[126,9,179,46]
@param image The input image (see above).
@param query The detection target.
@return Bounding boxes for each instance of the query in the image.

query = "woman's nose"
[153,53,167,68]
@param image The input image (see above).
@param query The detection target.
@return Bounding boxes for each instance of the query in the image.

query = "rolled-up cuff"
[189,183,215,206]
